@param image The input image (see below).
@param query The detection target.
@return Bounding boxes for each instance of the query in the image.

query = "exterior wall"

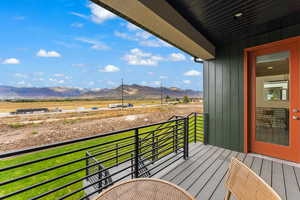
[203,23,300,152]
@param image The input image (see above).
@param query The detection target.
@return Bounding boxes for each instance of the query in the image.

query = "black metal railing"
[0,112,208,200]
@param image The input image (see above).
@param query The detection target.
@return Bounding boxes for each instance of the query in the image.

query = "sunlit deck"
[159,143,300,200]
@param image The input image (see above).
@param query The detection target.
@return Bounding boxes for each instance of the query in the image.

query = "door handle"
[292,116,300,120]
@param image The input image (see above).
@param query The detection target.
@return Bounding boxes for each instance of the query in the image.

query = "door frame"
[244,36,300,162]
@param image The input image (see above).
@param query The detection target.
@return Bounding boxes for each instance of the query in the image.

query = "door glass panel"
[255,51,290,146]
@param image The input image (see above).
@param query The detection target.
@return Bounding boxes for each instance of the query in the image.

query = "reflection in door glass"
[255,51,290,146]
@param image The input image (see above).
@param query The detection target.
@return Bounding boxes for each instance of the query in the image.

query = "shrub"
[183,96,190,103]
[31,131,39,135]
[8,123,25,129]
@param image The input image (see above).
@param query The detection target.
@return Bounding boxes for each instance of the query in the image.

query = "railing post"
[130,154,134,179]
[85,152,89,177]
[172,125,175,152]
[183,117,189,160]
[134,128,139,178]
[194,112,197,143]
[155,136,158,160]
[174,117,178,154]
[204,113,209,145]
[187,115,189,144]
[116,143,119,166]
[98,164,102,192]
[151,131,155,162]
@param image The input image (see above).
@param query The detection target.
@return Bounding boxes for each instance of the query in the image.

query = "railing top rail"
[0,117,185,159]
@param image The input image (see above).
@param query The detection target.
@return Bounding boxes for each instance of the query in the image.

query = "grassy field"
[0,99,162,113]
[0,115,203,200]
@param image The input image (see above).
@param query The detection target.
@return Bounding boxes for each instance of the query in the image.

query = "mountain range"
[0,84,202,99]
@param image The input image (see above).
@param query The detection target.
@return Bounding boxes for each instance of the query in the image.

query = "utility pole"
[121,78,124,107]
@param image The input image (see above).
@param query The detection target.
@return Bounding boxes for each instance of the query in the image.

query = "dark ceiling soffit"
[166,0,300,45]
[91,0,215,60]
[138,0,215,56]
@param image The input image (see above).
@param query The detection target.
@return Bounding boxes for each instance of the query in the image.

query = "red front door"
[248,38,300,162]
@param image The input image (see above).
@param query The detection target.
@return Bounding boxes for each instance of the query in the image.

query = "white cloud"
[169,53,186,61]
[152,81,161,86]
[2,58,20,64]
[49,78,65,84]
[87,3,116,24]
[114,31,150,41]
[75,37,109,50]
[141,81,161,86]
[135,31,152,40]
[14,73,28,78]
[69,12,89,19]
[115,30,171,48]
[37,49,61,57]
[17,81,26,85]
[127,22,140,31]
[139,39,169,48]
[183,80,192,84]
[100,65,120,72]
[34,78,45,82]
[148,72,155,75]
[114,31,133,40]
[123,48,163,66]
[34,72,44,76]
[184,70,202,76]
[53,74,65,77]
[71,22,84,28]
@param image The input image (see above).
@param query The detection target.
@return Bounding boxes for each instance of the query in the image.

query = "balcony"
[1,112,300,200]
[0,113,203,199]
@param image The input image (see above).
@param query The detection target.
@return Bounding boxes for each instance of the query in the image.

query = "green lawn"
[0,115,203,200]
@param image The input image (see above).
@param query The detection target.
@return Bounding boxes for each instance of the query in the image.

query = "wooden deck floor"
[160,143,300,200]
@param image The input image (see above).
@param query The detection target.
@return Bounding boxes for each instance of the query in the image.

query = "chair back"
[224,158,281,200]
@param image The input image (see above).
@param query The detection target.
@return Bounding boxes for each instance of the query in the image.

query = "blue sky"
[0,0,203,90]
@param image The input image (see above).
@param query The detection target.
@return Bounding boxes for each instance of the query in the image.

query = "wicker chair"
[94,178,195,200]
[224,158,281,200]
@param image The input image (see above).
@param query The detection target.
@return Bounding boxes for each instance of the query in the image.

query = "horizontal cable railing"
[0,112,207,200]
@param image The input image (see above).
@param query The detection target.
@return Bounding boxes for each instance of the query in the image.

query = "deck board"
[209,153,245,200]
[167,147,219,184]
[294,167,300,191]
[158,144,300,200]
[196,151,238,199]
[260,159,272,185]
[188,150,231,197]
[250,157,263,175]
[176,148,224,188]
[161,145,209,180]
[283,164,300,200]
[272,161,287,200]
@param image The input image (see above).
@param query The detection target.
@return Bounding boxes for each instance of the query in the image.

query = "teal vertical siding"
[204,23,300,152]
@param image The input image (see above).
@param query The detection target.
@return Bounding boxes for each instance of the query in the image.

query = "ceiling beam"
[92,0,215,60]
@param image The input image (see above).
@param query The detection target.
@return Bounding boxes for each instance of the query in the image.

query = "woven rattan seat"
[224,158,281,200]
[94,178,195,200]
